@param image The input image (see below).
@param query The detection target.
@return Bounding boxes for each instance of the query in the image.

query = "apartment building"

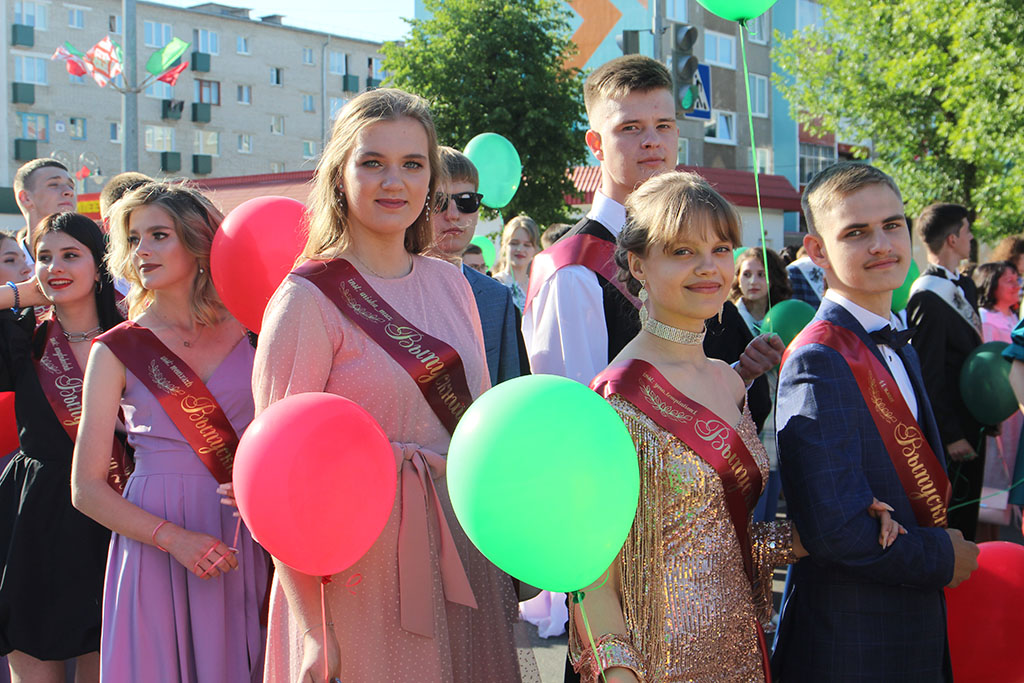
[3,0,384,199]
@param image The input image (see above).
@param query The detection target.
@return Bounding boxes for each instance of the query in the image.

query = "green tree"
[381,0,587,226]
[774,0,1024,240]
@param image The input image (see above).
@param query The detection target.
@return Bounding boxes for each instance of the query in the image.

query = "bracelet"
[302,622,335,636]
[152,520,171,552]
[5,282,19,311]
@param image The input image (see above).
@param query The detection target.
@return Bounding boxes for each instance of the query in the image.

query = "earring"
[638,280,649,325]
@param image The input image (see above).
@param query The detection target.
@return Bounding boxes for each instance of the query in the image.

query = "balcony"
[192,154,213,175]
[14,139,38,161]
[342,74,359,92]
[191,51,211,72]
[11,24,33,47]
[367,77,382,89]
[160,151,181,173]
[12,82,35,105]
[161,99,183,120]
[191,102,212,123]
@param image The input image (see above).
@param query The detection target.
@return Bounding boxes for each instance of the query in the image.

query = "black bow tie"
[869,325,915,350]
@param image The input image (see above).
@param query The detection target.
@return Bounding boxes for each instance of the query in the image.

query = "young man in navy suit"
[773,162,979,682]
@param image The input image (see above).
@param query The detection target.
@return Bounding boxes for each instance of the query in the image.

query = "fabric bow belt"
[392,442,477,638]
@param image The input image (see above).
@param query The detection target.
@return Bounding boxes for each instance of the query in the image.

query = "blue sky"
[161,0,415,43]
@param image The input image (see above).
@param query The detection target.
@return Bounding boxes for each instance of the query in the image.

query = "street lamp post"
[122,0,139,172]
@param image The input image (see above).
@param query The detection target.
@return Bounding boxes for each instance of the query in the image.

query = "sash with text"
[525,233,641,312]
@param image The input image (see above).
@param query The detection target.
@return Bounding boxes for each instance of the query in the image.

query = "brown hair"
[729,247,792,305]
[583,55,671,120]
[917,203,970,255]
[304,88,443,260]
[14,158,69,196]
[991,236,1024,266]
[107,181,227,326]
[801,162,903,236]
[438,146,478,190]
[615,171,741,296]
[973,260,1018,311]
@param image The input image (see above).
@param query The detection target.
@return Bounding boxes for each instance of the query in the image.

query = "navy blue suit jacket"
[773,299,955,682]
[462,264,520,385]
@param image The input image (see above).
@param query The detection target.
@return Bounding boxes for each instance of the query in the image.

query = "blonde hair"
[107,181,227,326]
[615,171,741,296]
[494,215,541,274]
[304,88,443,260]
[801,162,902,236]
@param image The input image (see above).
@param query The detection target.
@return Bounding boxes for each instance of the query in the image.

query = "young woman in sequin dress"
[569,172,904,683]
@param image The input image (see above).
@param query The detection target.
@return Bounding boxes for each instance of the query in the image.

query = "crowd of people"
[0,52,1018,683]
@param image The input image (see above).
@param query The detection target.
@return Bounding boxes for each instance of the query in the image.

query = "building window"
[194,79,221,105]
[15,2,48,29]
[195,130,219,156]
[236,36,250,54]
[270,115,284,135]
[145,80,173,99]
[19,113,49,141]
[368,56,384,80]
[193,28,219,55]
[665,0,687,22]
[69,72,85,84]
[270,162,285,173]
[69,117,87,140]
[144,125,174,152]
[237,84,252,104]
[799,142,835,184]
[704,31,736,69]
[328,51,347,75]
[677,137,689,166]
[270,67,283,86]
[68,8,85,29]
[748,12,769,44]
[705,110,736,144]
[109,14,122,34]
[798,0,824,29]
[144,21,172,48]
[14,56,48,85]
[110,122,122,143]
[756,147,772,174]
[329,96,350,119]
[749,74,768,117]
[302,140,318,159]
[302,94,315,113]
[237,134,253,154]
[302,47,315,65]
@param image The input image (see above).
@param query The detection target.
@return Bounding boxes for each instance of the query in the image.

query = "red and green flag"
[84,36,123,87]
[51,42,88,77]
[146,37,190,77]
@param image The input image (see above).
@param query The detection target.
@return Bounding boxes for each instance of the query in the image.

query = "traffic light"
[670,23,699,116]
[617,30,640,55]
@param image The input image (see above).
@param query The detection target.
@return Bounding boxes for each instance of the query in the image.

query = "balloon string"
[739,20,772,314]
[230,516,242,552]
[321,577,329,682]
[572,590,609,683]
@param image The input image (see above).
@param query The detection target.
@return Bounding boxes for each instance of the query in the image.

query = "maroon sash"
[34,320,132,492]
[783,320,951,527]
[293,258,473,435]
[98,322,237,484]
[524,233,641,312]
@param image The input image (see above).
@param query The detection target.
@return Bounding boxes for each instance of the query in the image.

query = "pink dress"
[980,308,1021,525]
[255,255,530,682]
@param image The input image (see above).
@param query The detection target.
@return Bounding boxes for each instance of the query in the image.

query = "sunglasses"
[434,191,483,215]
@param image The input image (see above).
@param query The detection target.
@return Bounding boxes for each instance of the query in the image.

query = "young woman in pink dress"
[72,183,268,682]
[255,88,531,682]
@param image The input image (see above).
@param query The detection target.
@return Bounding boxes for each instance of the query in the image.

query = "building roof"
[567,164,803,211]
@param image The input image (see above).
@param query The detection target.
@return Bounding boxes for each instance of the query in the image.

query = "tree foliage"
[381,0,588,225]
[774,0,1024,240]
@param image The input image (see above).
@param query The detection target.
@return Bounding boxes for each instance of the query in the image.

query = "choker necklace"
[62,326,102,343]
[642,316,706,345]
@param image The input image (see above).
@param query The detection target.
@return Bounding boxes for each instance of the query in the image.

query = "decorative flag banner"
[145,37,191,77]
[157,61,189,86]
[51,42,88,77]
[75,166,92,181]
[83,36,123,87]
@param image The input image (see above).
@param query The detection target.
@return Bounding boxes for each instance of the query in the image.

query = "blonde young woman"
[255,88,531,682]
[71,183,268,682]
[572,172,904,683]
[493,215,540,310]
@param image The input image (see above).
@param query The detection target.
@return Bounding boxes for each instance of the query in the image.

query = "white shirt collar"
[824,289,902,333]
[586,190,627,237]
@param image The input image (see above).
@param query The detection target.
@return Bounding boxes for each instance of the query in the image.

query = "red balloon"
[0,392,17,456]
[233,393,396,576]
[945,541,1024,682]
[211,196,307,333]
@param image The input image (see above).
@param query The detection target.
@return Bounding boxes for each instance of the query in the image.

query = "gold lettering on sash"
[54,374,83,426]
[695,418,754,500]
[180,395,234,471]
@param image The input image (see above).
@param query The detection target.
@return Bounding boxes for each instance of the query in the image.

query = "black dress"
[0,309,112,660]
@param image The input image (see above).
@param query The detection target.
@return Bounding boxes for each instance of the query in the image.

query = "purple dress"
[101,339,269,683]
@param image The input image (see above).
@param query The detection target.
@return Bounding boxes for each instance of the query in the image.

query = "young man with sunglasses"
[427,146,522,385]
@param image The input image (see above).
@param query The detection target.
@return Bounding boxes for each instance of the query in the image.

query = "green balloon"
[762,299,816,347]
[891,259,921,313]
[447,375,639,592]
[463,133,522,209]
[734,246,748,262]
[961,341,1017,426]
[696,0,778,22]
[470,235,496,269]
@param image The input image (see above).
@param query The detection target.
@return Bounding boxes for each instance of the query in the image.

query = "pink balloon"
[233,393,396,576]
[211,196,307,332]
[945,541,1024,683]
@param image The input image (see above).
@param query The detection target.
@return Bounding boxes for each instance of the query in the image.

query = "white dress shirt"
[523,191,626,384]
[825,290,918,420]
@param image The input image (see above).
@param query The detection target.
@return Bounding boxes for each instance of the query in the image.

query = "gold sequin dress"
[570,395,796,683]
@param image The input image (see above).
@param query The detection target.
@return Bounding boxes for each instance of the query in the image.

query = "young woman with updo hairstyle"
[254,88,531,682]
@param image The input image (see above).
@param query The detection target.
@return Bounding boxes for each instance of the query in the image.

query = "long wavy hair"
[303,88,443,261]
[106,181,227,326]
[729,247,792,307]
[493,215,541,276]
